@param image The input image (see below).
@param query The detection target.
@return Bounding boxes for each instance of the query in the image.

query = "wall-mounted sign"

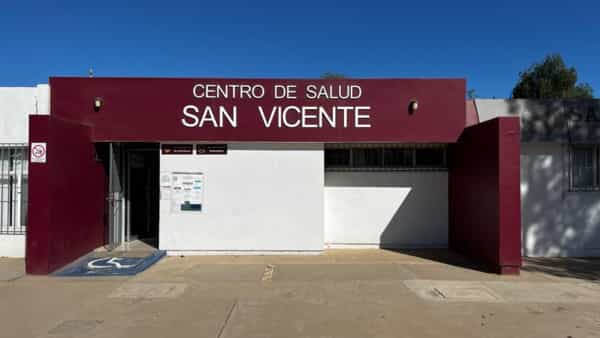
[31,142,47,163]
[566,101,600,122]
[170,172,204,212]
[161,144,193,155]
[197,144,227,155]
[181,84,372,129]
[51,78,466,143]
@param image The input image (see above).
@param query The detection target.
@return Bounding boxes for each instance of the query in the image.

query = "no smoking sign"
[31,142,47,163]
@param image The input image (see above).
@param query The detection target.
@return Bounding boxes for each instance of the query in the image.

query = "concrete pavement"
[0,257,24,281]
[1,250,599,338]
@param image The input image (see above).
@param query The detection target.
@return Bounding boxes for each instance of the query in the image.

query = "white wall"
[0,236,25,258]
[159,143,324,252]
[0,84,48,258]
[324,171,448,248]
[521,143,600,257]
[0,85,49,143]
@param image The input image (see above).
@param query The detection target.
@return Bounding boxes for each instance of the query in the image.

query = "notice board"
[160,171,204,212]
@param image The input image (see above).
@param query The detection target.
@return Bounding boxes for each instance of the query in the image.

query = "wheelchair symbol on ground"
[54,251,166,277]
[87,257,138,269]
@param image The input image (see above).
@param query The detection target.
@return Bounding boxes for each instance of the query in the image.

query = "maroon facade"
[26,116,51,274]
[49,77,466,143]
[465,100,479,127]
[26,77,521,275]
[26,115,106,274]
[448,117,522,274]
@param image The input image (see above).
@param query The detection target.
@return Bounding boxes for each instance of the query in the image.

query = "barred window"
[324,148,350,168]
[383,148,413,168]
[0,145,28,235]
[352,148,382,167]
[415,147,445,167]
[325,144,447,171]
[571,145,599,190]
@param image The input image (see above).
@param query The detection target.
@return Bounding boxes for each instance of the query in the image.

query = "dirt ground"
[1,249,599,338]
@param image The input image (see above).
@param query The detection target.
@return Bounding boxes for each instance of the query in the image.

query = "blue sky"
[1,0,598,98]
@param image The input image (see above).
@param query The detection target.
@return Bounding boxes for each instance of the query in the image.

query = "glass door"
[107,143,124,250]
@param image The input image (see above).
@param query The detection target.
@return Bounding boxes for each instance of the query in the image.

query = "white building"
[1,83,599,259]
[0,85,49,257]
[474,99,600,257]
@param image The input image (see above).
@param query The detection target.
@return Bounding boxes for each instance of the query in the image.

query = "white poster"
[170,172,204,212]
[159,171,172,200]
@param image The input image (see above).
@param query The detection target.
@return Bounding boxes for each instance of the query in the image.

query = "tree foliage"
[512,54,593,99]
[467,89,477,99]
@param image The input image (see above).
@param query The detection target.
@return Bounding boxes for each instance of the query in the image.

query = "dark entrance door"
[126,144,159,248]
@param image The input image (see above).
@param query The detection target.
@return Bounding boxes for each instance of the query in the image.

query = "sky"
[1,0,599,98]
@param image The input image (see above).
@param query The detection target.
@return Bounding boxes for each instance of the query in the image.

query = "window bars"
[324,143,448,171]
[0,145,28,235]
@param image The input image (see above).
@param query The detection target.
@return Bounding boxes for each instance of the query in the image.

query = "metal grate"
[324,143,448,172]
[0,145,28,235]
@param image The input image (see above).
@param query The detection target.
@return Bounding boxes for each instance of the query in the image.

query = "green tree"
[320,72,346,79]
[512,54,593,99]
[467,89,477,99]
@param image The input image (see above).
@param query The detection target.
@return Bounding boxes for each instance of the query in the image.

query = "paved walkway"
[1,250,599,338]
[0,257,24,281]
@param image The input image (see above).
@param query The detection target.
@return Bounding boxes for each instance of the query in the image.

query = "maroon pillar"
[26,116,51,274]
[26,115,107,274]
[448,117,521,274]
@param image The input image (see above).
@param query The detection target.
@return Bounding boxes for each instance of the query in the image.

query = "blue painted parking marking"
[53,251,166,277]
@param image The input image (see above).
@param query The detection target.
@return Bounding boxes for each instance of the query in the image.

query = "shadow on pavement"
[523,257,600,282]
[378,248,487,272]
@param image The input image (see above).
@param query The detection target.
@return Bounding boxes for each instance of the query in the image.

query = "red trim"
[26,115,106,274]
[465,100,479,126]
[26,116,51,274]
[498,265,521,275]
[49,77,466,143]
[448,117,521,275]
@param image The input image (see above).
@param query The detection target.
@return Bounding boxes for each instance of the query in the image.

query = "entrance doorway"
[126,144,159,247]
[105,143,160,250]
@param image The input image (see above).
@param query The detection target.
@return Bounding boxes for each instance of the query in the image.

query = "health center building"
[1,76,596,275]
